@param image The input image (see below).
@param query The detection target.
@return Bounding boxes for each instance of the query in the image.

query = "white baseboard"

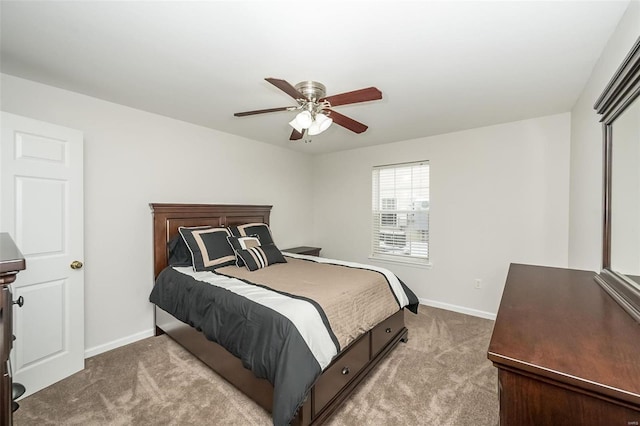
[418,298,496,320]
[84,328,155,359]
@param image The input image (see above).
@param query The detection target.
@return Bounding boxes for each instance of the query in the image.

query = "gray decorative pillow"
[230,223,274,245]
[179,226,235,271]
[167,234,192,266]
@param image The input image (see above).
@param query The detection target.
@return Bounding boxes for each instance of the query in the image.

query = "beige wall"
[0,73,315,356]
[312,113,571,318]
[568,1,640,271]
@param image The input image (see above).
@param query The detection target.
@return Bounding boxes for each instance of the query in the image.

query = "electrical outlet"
[475,279,482,289]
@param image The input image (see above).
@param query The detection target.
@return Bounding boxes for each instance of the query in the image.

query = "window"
[381,198,397,226]
[372,161,429,265]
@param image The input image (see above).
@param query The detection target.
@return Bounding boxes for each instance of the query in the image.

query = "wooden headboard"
[150,203,272,278]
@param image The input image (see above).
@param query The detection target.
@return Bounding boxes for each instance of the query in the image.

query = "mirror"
[610,95,640,284]
[594,36,640,322]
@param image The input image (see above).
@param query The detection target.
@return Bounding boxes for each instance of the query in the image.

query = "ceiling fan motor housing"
[294,81,326,102]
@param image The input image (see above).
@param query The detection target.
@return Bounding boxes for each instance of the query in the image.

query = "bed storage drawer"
[371,310,404,356]
[313,333,370,416]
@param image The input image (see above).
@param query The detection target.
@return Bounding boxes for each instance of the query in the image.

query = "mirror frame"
[593,36,640,323]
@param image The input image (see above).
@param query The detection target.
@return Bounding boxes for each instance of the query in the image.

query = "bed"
[149,203,418,425]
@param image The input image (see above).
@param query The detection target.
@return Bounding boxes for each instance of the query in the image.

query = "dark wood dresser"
[488,263,640,425]
[0,233,26,425]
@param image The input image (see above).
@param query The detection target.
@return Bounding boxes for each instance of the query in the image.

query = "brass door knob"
[70,260,83,270]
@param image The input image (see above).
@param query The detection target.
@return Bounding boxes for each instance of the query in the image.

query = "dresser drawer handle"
[341,367,350,375]
[385,327,392,333]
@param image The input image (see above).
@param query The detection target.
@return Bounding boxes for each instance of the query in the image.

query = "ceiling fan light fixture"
[288,118,304,133]
[308,113,333,136]
[292,110,313,129]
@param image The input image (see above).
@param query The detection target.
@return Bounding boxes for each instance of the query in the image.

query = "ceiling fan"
[234,78,382,141]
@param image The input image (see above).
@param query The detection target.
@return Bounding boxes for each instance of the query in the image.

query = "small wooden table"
[488,263,640,425]
[283,246,322,257]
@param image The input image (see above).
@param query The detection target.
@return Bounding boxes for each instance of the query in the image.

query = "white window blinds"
[372,161,430,264]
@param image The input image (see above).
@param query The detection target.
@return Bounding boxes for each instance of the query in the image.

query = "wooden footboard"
[150,203,409,425]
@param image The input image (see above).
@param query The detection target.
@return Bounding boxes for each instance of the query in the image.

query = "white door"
[0,111,84,397]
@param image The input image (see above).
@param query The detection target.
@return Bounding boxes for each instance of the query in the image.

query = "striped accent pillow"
[226,235,261,267]
[236,243,287,271]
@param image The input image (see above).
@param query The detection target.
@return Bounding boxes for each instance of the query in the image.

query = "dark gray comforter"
[149,263,418,425]
[150,266,321,425]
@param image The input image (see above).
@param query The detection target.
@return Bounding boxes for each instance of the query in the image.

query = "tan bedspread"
[216,257,400,349]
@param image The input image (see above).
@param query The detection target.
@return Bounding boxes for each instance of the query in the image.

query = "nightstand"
[283,246,322,257]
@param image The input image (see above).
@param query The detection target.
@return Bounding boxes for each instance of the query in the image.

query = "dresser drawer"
[371,310,404,356]
[0,287,12,360]
[313,333,370,415]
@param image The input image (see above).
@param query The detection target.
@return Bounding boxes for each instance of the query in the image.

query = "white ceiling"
[0,1,630,154]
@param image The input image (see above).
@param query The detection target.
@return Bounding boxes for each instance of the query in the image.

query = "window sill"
[367,255,432,269]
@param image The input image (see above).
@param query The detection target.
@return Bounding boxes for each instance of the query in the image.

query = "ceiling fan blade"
[265,78,307,100]
[234,106,292,117]
[290,128,305,140]
[327,110,369,134]
[320,87,382,107]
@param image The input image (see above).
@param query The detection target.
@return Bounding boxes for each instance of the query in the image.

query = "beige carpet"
[14,306,498,425]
